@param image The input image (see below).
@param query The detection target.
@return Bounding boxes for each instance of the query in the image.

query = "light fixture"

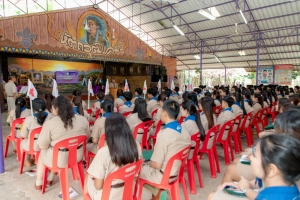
[172,22,185,36]
[93,4,99,9]
[198,9,216,20]
[194,55,200,59]
[208,7,221,17]
[239,9,248,24]
[238,50,246,56]
[214,55,221,62]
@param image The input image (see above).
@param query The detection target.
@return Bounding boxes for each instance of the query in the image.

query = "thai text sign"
[56,71,78,84]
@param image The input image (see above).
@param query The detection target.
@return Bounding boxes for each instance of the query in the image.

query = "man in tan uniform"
[173,76,180,88]
[119,92,135,114]
[109,79,118,88]
[5,76,18,113]
[140,99,191,199]
[146,88,160,114]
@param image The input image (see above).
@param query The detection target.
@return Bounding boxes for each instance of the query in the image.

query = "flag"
[143,80,147,94]
[181,84,185,92]
[26,79,37,100]
[52,78,59,98]
[88,79,94,96]
[105,79,109,95]
[124,79,130,92]
[171,79,175,90]
[157,79,161,89]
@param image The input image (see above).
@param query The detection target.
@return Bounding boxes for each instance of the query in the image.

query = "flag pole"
[0,106,4,174]
[30,99,33,116]
[88,92,90,109]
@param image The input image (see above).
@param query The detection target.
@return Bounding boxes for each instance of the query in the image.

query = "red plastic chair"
[122,111,132,117]
[231,114,243,154]
[133,120,154,150]
[4,118,25,161]
[84,159,144,200]
[41,135,87,200]
[178,116,186,124]
[95,109,101,120]
[151,108,158,118]
[86,109,92,115]
[86,134,106,169]
[213,105,222,117]
[116,106,120,112]
[186,132,203,194]
[269,101,277,122]
[149,120,162,147]
[216,119,235,165]
[260,107,269,127]
[199,124,220,178]
[240,111,254,147]
[138,146,191,200]
[19,127,42,174]
[251,109,263,139]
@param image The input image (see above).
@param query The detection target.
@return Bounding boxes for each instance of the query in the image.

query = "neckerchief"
[21,107,26,112]
[34,112,48,118]
[170,93,175,97]
[150,97,158,101]
[234,102,242,109]
[175,92,179,96]
[222,107,233,113]
[165,120,182,134]
[244,99,249,103]
[184,115,196,122]
[200,111,205,115]
[137,95,142,98]
[103,112,111,118]
[73,107,79,115]
[118,96,124,101]
[98,99,104,103]
[215,98,220,102]
[124,101,132,108]
[255,177,263,188]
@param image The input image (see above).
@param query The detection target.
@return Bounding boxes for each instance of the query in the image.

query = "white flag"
[142,80,147,94]
[26,79,38,100]
[88,79,94,96]
[105,79,110,95]
[157,79,161,89]
[124,79,130,92]
[171,79,175,90]
[52,78,59,98]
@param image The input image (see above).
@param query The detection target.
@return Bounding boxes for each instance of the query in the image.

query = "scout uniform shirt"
[253,102,262,116]
[263,101,269,108]
[214,98,221,106]
[86,140,142,200]
[181,115,199,159]
[4,81,17,111]
[149,107,162,136]
[92,100,103,112]
[244,100,254,114]
[147,96,160,114]
[200,112,217,134]
[7,108,32,138]
[217,107,235,128]
[37,114,89,168]
[232,102,243,116]
[114,96,125,107]
[118,101,135,114]
[126,112,147,143]
[87,112,111,154]
[131,94,142,104]
[140,120,191,185]
[109,82,118,88]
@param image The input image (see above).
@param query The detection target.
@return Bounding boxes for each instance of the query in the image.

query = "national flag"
[105,79,109,95]
[157,79,161,89]
[171,79,175,90]
[124,79,130,92]
[142,80,147,94]
[26,79,37,100]
[88,79,94,96]
[52,78,59,98]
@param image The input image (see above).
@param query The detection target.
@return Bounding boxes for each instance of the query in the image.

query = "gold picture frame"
[31,72,43,84]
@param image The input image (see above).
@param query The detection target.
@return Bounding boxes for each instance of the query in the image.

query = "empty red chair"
[19,127,42,174]
[186,132,203,194]
[86,134,106,169]
[178,116,186,124]
[151,109,158,118]
[41,135,87,200]
[122,111,132,117]
[240,111,253,147]
[231,114,243,154]
[251,109,263,139]
[138,146,191,200]
[213,105,222,117]
[149,120,162,147]
[84,159,144,200]
[199,124,220,178]
[4,118,25,161]
[216,119,235,165]
[133,121,154,150]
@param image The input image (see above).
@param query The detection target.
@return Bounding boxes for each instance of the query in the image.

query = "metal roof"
[0,0,299,71]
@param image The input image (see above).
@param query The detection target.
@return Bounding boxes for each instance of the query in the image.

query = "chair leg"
[181,177,189,200]
[15,138,22,162]
[170,181,180,200]
[207,151,216,178]
[238,130,243,152]
[214,146,220,173]
[137,181,145,200]
[78,162,85,190]
[232,133,239,154]
[42,167,49,194]
[222,141,230,165]
[186,160,196,194]
[4,137,10,158]
[246,127,252,147]
[19,151,26,174]
[71,166,78,180]
[194,159,203,188]
[86,154,91,169]
[35,152,40,165]
[59,168,70,200]
[229,139,235,161]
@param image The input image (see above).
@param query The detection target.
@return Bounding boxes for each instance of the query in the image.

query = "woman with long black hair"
[252,93,263,116]
[198,97,216,139]
[241,90,254,114]
[72,96,90,120]
[7,97,31,126]
[231,92,244,116]
[44,93,54,113]
[73,89,87,110]
[85,112,142,200]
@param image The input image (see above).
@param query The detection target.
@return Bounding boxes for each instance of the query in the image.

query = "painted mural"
[8,57,103,94]
[0,7,162,64]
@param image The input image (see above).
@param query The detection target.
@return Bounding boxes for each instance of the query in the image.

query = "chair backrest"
[86,109,92,115]
[116,106,120,112]
[201,124,220,150]
[95,109,101,120]
[153,120,162,138]
[240,111,253,129]
[232,114,243,133]
[132,120,154,140]
[260,107,269,121]
[217,118,235,141]
[98,134,106,149]
[160,146,191,185]
[122,111,132,117]
[51,135,87,169]
[213,105,222,117]
[11,118,25,140]
[101,159,144,200]
[178,116,186,124]
[252,109,262,125]
[190,132,201,159]
[28,127,42,153]
[151,109,158,119]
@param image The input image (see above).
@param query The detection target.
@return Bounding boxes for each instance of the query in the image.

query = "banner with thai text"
[55,71,79,84]
[274,64,293,85]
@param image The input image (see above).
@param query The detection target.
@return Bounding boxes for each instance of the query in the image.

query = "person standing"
[173,76,180,87]
[109,79,118,88]
[5,75,18,113]
[0,78,5,113]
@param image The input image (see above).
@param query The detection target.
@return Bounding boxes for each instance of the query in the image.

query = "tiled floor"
[0,111,244,200]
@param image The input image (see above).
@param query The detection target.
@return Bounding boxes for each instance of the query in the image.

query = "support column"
[200,41,203,85]
[256,34,261,86]
[225,66,227,86]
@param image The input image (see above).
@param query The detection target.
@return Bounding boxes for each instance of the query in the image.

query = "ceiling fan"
[228,23,248,37]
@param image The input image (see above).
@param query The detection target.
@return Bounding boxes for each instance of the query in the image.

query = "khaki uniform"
[217,109,235,128]
[87,141,142,200]
[20,115,51,151]
[147,99,160,114]
[118,103,135,114]
[37,115,89,168]
[169,95,179,103]
[149,108,162,136]
[114,97,124,107]
[87,116,106,154]
[109,82,118,88]
[253,103,262,116]
[82,100,87,110]
[4,81,17,111]
[92,101,101,112]
[214,99,221,106]
[140,124,191,196]
[181,119,199,159]
[200,112,217,134]
[263,101,268,108]
[173,79,180,87]
[244,101,254,114]
[232,104,243,116]
[7,109,32,138]
[126,113,144,143]
[131,96,143,104]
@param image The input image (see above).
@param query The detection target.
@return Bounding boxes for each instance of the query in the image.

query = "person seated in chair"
[119,92,134,114]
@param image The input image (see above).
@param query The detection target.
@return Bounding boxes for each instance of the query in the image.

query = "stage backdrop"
[257,67,274,85]
[274,64,294,85]
[0,6,162,65]
[8,57,103,94]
